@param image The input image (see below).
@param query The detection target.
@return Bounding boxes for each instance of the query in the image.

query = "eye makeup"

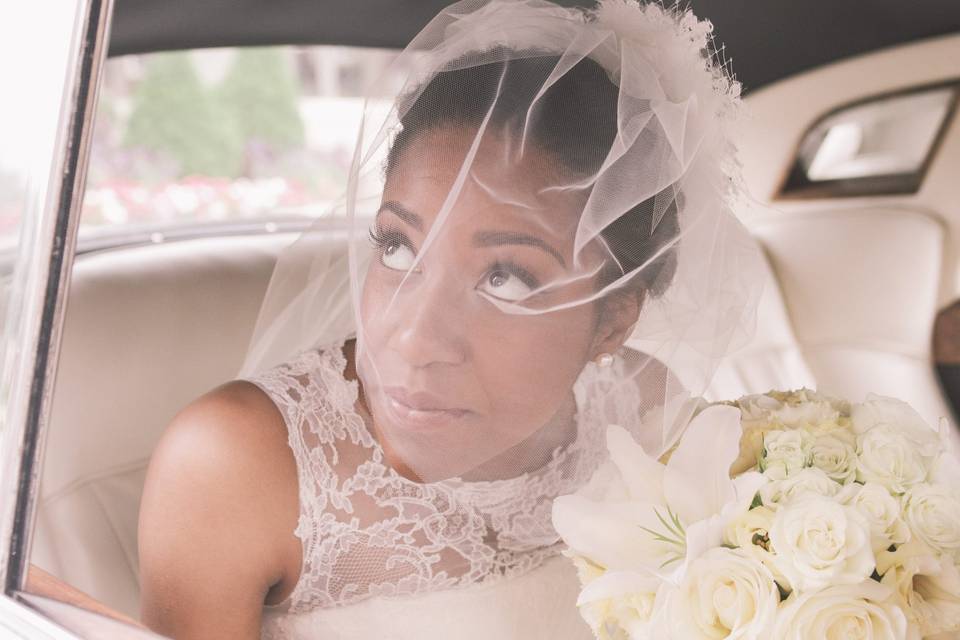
[368,217,556,304]
[485,260,540,290]
[369,220,416,252]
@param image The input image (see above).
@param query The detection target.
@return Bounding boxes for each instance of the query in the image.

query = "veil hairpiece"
[243,0,764,482]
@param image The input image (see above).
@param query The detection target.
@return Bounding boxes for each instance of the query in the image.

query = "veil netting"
[241,0,765,620]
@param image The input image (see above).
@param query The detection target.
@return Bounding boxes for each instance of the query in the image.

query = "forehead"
[384,127,585,237]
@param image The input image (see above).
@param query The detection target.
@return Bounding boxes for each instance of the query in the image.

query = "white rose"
[777,388,848,410]
[837,482,911,555]
[772,400,842,432]
[877,538,960,637]
[769,495,876,593]
[772,580,908,640]
[732,395,781,475]
[724,504,776,548]
[929,417,960,492]
[930,452,960,497]
[575,570,660,640]
[653,547,779,640]
[723,505,790,587]
[732,427,767,476]
[758,467,840,509]
[810,431,859,484]
[768,389,850,421]
[856,425,931,494]
[852,395,941,458]
[736,393,782,423]
[760,429,811,480]
[902,484,960,560]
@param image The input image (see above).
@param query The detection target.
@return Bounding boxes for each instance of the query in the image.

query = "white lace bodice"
[242,340,610,619]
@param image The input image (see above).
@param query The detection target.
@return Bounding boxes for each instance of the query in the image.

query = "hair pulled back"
[385,48,679,296]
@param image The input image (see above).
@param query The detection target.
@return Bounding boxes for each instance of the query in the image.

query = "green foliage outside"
[216,48,305,152]
[123,48,305,180]
[123,52,241,177]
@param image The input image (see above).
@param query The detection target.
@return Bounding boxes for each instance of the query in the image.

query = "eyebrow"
[473,230,566,267]
[378,201,423,232]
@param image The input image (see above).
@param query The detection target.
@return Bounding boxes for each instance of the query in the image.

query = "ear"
[591,289,644,360]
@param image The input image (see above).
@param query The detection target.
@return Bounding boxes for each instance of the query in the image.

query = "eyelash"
[368,222,542,292]
[368,223,413,253]
[488,260,540,290]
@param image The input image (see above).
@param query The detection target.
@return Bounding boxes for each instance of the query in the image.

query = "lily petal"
[607,424,665,503]
[577,570,661,606]
[553,495,682,572]
[665,514,726,585]
[663,405,743,523]
[733,470,768,504]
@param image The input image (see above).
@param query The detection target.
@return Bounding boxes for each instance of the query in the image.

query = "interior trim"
[776,78,960,200]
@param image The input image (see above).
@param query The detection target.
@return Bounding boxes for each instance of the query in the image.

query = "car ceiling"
[108,0,960,93]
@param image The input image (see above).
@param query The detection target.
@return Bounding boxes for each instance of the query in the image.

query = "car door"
[0,1,162,637]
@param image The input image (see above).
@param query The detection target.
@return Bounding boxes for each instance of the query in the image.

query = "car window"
[0,4,80,440]
[1,1,109,620]
[81,46,403,241]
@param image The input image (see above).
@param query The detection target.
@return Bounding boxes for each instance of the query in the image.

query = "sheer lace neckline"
[247,339,608,613]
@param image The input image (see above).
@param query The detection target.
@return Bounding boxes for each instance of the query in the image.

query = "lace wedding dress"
[243,340,610,640]
[227,0,763,635]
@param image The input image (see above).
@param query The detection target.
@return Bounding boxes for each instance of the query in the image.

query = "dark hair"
[385,49,678,296]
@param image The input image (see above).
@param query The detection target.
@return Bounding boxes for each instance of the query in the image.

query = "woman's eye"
[478,268,534,302]
[380,241,417,271]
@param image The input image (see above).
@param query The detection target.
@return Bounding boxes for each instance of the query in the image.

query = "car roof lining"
[108,0,960,93]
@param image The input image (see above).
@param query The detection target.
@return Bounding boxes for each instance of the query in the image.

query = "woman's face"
[357,127,621,480]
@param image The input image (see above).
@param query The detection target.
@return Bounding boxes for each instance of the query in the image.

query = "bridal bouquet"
[552,389,960,639]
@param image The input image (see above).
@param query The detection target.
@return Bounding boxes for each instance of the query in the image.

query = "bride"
[137,1,762,638]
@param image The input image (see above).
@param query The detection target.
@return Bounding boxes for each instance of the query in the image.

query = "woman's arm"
[138,381,301,640]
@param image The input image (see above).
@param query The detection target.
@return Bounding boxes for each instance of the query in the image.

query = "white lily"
[552,404,767,584]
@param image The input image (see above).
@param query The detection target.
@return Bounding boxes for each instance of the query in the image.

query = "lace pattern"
[244,340,608,614]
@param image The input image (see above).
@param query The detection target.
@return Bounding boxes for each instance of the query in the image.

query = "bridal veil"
[241,0,763,486]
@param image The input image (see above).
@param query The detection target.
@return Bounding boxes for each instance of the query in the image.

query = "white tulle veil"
[241,0,764,486]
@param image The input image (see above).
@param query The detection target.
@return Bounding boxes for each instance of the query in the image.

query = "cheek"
[359,268,394,340]
[473,305,595,419]
[359,274,376,321]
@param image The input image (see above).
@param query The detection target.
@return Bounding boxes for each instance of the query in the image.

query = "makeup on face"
[355,127,602,479]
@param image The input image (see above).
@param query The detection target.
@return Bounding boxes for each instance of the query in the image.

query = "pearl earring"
[596,353,614,368]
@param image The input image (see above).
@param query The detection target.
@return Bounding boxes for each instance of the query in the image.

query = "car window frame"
[0,0,128,636]
[776,78,960,200]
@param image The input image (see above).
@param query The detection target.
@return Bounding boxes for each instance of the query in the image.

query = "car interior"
[22,0,960,626]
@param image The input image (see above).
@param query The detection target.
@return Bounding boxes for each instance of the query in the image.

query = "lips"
[382,386,471,429]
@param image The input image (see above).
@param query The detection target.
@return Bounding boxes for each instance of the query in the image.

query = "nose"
[383,272,468,368]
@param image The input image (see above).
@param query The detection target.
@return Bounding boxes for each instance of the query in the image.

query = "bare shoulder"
[153,381,293,474]
[138,381,300,639]
[143,381,297,528]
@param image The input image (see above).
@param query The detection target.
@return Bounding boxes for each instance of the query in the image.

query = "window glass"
[802,88,953,181]
[781,84,957,198]
[0,3,80,438]
[81,46,403,240]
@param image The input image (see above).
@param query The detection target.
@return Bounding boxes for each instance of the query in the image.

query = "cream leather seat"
[35,229,809,620]
[31,208,958,622]
[31,233,298,619]
[707,248,818,400]
[751,206,959,442]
